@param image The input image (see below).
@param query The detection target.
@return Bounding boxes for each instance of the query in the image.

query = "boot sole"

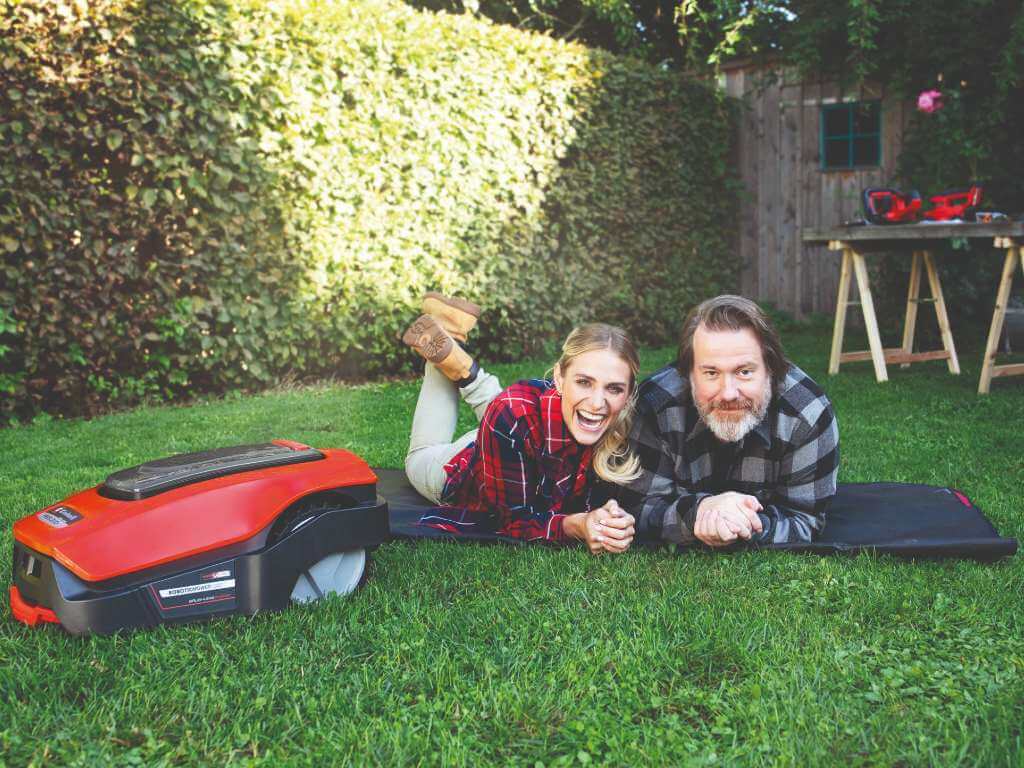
[401,315,453,364]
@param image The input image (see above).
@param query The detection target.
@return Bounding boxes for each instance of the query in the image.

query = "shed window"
[820,101,881,170]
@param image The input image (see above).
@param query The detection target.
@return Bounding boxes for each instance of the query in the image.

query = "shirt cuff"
[752,511,773,544]
[679,493,712,540]
[655,495,704,544]
[547,513,568,543]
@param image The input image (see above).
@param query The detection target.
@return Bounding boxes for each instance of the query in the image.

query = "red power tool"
[924,184,983,221]
[862,188,923,224]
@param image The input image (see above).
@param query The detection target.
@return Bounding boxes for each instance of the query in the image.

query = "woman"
[402,293,640,554]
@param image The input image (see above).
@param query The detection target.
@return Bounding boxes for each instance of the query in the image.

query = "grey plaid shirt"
[617,363,839,546]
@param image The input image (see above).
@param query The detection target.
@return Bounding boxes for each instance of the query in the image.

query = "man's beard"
[692,376,772,443]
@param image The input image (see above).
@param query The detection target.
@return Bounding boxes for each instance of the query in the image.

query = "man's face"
[690,324,772,443]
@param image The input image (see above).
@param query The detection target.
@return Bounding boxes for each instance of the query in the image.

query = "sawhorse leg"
[922,251,960,374]
[827,244,888,382]
[979,243,1023,394]
[850,250,888,382]
[903,250,960,373]
[899,251,922,369]
[829,247,852,375]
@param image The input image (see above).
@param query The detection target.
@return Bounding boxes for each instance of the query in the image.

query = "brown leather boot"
[422,292,481,343]
[402,315,476,382]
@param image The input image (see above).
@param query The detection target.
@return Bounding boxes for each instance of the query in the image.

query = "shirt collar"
[540,385,579,456]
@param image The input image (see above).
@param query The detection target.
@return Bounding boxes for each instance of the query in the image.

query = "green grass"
[2,322,1023,766]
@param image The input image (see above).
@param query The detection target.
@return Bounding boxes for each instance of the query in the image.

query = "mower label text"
[37,506,82,528]
[150,562,237,616]
[158,579,235,599]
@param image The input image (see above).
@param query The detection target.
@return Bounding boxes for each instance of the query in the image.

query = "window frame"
[819,100,882,171]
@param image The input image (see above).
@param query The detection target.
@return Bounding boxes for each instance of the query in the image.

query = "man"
[619,295,839,547]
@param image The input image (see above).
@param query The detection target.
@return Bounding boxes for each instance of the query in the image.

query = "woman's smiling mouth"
[574,408,608,433]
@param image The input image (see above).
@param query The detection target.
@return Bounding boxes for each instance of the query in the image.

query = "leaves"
[105,129,124,151]
[1,0,734,421]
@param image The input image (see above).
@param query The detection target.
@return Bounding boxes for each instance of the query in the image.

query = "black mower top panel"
[102,442,325,500]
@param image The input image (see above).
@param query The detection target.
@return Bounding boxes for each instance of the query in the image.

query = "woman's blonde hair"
[555,323,641,485]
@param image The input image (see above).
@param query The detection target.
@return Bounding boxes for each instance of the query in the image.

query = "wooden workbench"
[802,222,1024,394]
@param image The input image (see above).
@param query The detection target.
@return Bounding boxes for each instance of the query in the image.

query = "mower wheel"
[268,492,374,604]
[290,549,369,604]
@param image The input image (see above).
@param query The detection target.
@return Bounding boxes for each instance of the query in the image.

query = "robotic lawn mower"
[10,440,389,635]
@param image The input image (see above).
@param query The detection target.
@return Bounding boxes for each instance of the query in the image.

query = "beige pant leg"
[404,364,503,503]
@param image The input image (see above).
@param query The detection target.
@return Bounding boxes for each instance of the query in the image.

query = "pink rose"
[917,89,942,113]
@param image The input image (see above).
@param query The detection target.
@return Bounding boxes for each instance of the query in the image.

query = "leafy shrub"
[0,0,736,421]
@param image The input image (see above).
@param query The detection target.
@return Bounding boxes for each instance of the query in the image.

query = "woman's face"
[554,348,632,446]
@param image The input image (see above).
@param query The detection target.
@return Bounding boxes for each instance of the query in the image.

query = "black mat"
[374,469,1017,561]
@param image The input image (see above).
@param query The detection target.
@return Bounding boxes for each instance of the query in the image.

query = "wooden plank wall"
[725,64,911,317]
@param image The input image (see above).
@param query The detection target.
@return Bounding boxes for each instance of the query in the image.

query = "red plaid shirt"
[422,379,594,542]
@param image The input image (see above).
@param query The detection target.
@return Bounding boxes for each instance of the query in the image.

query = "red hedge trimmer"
[861,188,923,224]
[923,184,983,221]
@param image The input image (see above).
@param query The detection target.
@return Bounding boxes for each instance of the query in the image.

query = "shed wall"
[724,66,912,317]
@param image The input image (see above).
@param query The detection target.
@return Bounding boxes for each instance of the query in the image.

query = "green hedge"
[0,0,737,421]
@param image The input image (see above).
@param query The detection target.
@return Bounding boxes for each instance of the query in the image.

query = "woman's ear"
[553,363,564,394]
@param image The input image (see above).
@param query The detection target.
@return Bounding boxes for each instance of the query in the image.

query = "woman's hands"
[565,500,636,554]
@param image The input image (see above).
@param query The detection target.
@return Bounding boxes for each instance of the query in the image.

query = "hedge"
[0,0,737,421]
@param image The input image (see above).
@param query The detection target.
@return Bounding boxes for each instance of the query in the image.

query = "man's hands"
[693,492,764,547]
[565,500,636,555]
[565,493,763,552]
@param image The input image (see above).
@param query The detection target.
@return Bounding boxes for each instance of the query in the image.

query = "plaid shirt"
[423,379,594,542]
[617,363,839,546]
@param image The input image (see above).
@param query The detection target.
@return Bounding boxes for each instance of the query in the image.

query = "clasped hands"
[566,500,636,554]
[693,492,764,547]
[567,492,763,553]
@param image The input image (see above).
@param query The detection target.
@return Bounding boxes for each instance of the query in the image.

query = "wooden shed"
[721,60,915,317]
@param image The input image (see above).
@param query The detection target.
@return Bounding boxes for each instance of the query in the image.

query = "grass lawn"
[2,320,1023,766]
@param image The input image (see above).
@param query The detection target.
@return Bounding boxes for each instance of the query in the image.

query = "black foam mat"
[374,469,1017,561]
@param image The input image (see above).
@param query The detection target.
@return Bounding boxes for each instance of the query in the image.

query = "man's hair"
[676,295,791,390]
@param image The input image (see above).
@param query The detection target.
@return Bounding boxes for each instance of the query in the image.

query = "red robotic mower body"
[11,440,389,635]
